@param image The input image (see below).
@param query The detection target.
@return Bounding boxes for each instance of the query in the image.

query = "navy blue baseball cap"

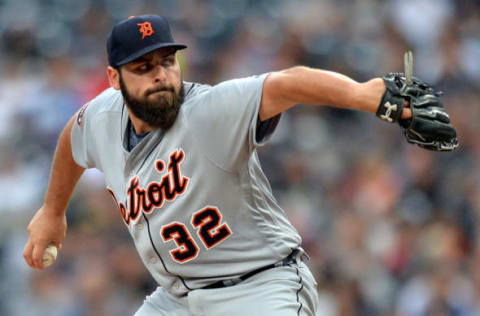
[107,15,187,67]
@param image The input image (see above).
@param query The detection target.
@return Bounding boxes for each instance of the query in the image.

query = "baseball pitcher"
[23,15,458,316]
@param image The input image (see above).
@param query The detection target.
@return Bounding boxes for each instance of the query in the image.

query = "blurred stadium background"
[1,0,479,315]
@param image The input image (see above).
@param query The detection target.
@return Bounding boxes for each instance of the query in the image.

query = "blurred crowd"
[1,0,479,315]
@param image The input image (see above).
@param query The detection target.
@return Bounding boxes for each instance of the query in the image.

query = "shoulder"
[182,75,268,106]
[214,74,269,88]
[180,81,213,115]
[90,87,124,113]
[179,75,269,124]
[183,81,212,100]
[76,88,123,125]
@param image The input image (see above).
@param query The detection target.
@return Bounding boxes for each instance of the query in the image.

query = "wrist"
[42,202,67,216]
[355,78,385,114]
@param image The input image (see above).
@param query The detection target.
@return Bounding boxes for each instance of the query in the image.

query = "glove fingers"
[433,110,450,124]
[415,108,451,123]
[409,117,457,141]
[411,94,441,107]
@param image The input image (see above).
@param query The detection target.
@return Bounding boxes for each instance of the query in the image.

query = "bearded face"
[118,70,185,130]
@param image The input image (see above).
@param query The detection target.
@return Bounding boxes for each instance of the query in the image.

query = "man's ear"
[107,66,121,90]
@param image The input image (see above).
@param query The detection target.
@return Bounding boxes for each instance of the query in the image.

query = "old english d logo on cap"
[106,15,187,67]
[137,21,154,39]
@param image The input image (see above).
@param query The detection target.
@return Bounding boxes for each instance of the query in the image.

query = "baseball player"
[23,15,457,316]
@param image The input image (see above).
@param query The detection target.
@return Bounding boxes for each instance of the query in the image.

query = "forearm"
[260,66,385,120]
[44,116,85,215]
[284,66,382,110]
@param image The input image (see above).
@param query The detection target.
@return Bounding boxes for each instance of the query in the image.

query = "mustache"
[145,85,175,96]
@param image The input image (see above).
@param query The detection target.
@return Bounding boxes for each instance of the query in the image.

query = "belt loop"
[292,248,301,263]
[296,247,310,263]
[281,248,299,266]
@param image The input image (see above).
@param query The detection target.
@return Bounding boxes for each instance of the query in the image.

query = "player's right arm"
[23,114,85,269]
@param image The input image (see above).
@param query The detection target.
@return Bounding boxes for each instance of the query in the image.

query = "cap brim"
[115,42,187,67]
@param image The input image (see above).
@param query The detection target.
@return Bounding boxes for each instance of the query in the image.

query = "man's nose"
[153,65,167,83]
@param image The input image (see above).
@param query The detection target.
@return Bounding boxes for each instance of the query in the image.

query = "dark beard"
[119,72,185,130]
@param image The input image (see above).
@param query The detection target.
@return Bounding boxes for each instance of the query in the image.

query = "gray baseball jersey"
[71,74,302,296]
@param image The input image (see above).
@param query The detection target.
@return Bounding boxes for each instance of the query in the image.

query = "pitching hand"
[23,206,67,269]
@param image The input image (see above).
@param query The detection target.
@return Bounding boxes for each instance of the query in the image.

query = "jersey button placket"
[150,257,158,264]
[137,223,144,230]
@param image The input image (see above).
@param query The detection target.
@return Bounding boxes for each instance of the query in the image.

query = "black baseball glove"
[376,73,459,151]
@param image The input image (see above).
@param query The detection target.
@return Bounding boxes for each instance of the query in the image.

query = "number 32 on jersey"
[160,206,232,263]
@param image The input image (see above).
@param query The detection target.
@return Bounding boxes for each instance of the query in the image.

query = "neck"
[126,108,154,134]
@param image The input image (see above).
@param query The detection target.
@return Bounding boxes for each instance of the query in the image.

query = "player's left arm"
[259,66,412,121]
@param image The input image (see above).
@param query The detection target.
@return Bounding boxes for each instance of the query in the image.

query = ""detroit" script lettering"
[109,149,189,225]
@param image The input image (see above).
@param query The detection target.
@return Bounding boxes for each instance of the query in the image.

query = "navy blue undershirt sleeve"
[256,115,281,143]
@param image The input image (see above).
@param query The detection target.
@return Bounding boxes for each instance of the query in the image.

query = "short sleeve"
[70,101,96,168]
[186,74,280,170]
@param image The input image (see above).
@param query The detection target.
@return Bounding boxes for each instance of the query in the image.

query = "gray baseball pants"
[134,260,319,316]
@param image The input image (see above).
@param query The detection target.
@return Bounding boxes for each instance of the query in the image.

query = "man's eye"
[163,58,174,66]
[136,64,152,72]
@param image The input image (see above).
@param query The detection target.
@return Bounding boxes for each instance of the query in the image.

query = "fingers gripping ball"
[42,244,58,268]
